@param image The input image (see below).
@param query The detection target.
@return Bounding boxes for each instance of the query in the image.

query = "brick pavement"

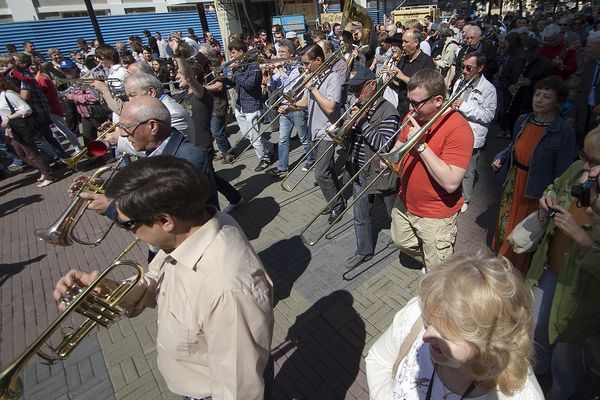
[0,125,505,399]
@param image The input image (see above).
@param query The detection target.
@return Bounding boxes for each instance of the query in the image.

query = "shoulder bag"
[508,210,546,254]
[4,94,38,148]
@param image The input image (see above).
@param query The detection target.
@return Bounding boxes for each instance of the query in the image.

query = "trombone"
[61,123,116,171]
[34,156,128,247]
[229,48,345,163]
[299,75,477,246]
[280,69,395,192]
[0,239,144,399]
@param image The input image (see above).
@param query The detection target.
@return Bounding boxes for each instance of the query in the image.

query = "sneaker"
[302,162,315,172]
[222,198,244,213]
[254,159,271,172]
[222,154,235,164]
[36,179,54,188]
[7,162,24,172]
[214,153,225,161]
[37,174,46,182]
[460,202,469,213]
[270,168,287,177]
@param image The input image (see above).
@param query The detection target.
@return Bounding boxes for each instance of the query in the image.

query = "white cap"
[285,31,297,39]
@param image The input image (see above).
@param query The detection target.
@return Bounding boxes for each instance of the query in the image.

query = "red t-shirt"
[35,73,63,116]
[397,110,473,218]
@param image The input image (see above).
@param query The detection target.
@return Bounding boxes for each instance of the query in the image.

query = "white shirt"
[0,90,32,119]
[419,40,431,56]
[453,75,497,149]
[160,94,195,138]
[157,38,170,59]
[107,64,128,96]
[365,298,544,400]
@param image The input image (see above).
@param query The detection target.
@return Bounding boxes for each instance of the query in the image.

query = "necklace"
[530,118,552,127]
[425,364,477,400]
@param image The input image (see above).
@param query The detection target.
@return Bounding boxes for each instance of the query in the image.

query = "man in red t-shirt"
[390,69,473,271]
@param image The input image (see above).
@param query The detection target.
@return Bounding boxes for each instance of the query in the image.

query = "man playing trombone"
[268,39,315,177]
[54,155,274,400]
[342,67,400,269]
[389,70,473,272]
[280,44,345,223]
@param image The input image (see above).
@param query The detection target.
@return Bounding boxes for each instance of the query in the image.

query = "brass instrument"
[228,64,310,163]
[380,75,478,168]
[34,156,128,247]
[256,57,300,73]
[300,114,415,246]
[0,239,143,400]
[61,124,116,171]
[342,0,373,47]
[165,37,201,60]
[203,48,262,86]
[55,77,122,85]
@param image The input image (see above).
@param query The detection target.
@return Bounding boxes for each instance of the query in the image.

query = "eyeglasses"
[408,94,436,110]
[348,83,366,95]
[559,23,568,26]
[462,64,475,72]
[114,216,138,231]
[116,119,152,136]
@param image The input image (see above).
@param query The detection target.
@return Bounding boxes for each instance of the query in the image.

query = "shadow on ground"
[272,290,365,399]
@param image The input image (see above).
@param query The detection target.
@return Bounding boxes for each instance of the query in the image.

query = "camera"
[571,178,596,207]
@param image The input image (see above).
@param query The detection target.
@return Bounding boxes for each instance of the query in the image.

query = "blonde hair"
[418,249,533,395]
[584,126,600,160]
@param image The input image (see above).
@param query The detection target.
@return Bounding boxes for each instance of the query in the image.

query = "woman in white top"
[366,250,544,400]
[0,74,54,187]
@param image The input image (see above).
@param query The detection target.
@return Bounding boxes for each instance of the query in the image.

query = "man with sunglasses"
[390,69,473,272]
[54,155,274,400]
[341,67,400,269]
[451,52,497,213]
[280,44,345,223]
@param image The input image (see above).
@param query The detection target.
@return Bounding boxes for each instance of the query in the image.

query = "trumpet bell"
[87,140,110,157]
[166,37,200,60]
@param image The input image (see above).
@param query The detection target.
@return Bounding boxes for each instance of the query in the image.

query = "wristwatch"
[416,143,428,154]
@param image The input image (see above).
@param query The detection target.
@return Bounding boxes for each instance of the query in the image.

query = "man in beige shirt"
[53,155,274,400]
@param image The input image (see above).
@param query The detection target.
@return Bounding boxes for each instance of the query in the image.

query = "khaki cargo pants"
[390,198,459,271]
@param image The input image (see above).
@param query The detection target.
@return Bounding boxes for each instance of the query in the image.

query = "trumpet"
[0,239,144,400]
[55,77,122,85]
[203,49,261,86]
[34,156,128,247]
[61,123,116,171]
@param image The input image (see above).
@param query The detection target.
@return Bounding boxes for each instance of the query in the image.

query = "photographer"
[527,126,600,399]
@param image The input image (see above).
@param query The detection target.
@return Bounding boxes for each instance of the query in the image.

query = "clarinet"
[505,61,528,114]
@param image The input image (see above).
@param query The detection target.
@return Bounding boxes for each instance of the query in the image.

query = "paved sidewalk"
[0,125,505,400]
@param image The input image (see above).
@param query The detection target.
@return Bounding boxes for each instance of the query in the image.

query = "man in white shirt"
[452,52,497,213]
[54,155,274,400]
[155,32,170,59]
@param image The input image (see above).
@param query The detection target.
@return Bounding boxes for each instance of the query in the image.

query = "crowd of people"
[1,4,600,400]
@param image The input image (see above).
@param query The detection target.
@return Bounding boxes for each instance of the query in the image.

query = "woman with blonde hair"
[366,250,543,399]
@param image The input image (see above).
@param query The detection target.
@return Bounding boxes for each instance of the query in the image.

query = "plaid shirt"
[9,69,51,117]
[224,62,263,113]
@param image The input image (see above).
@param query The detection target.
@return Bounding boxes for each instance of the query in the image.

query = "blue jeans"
[277,110,313,171]
[352,178,396,257]
[0,130,23,165]
[211,114,231,154]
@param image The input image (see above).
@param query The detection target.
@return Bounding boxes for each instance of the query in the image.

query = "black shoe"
[341,254,373,269]
[302,162,315,172]
[327,206,346,224]
[254,159,271,172]
[270,168,287,177]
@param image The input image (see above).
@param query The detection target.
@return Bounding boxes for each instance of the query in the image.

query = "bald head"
[124,96,171,127]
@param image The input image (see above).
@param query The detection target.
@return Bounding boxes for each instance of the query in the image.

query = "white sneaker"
[460,203,469,213]
[222,198,244,213]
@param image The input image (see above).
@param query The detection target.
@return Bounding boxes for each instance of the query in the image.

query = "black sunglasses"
[114,216,138,231]
[408,94,436,109]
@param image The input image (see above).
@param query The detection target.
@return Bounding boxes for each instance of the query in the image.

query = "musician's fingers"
[408,115,421,129]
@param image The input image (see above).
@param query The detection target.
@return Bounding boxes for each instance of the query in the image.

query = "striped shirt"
[352,100,400,168]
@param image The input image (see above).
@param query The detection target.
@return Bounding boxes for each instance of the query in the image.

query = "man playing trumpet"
[389,70,473,272]
[54,155,274,400]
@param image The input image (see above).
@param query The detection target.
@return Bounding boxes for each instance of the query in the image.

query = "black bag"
[4,94,38,147]
[87,101,112,122]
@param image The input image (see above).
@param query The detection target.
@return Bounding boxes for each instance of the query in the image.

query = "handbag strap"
[392,315,424,378]
[3,92,17,114]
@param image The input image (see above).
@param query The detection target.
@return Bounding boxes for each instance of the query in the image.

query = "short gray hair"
[543,24,561,39]
[278,39,296,54]
[469,25,482,38]
[129,98,171,127]
[125,73,163,96]
[130,60,153,75]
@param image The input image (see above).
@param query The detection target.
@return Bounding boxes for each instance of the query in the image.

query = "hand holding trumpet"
[53,269,118,312]
[68,176,111,215]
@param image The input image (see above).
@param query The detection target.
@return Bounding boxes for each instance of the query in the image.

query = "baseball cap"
[59,59,77,69]
[343,66,376,86]
[431,23,439,31]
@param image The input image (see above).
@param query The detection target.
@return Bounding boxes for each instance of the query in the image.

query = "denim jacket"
[495,112,576,199]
